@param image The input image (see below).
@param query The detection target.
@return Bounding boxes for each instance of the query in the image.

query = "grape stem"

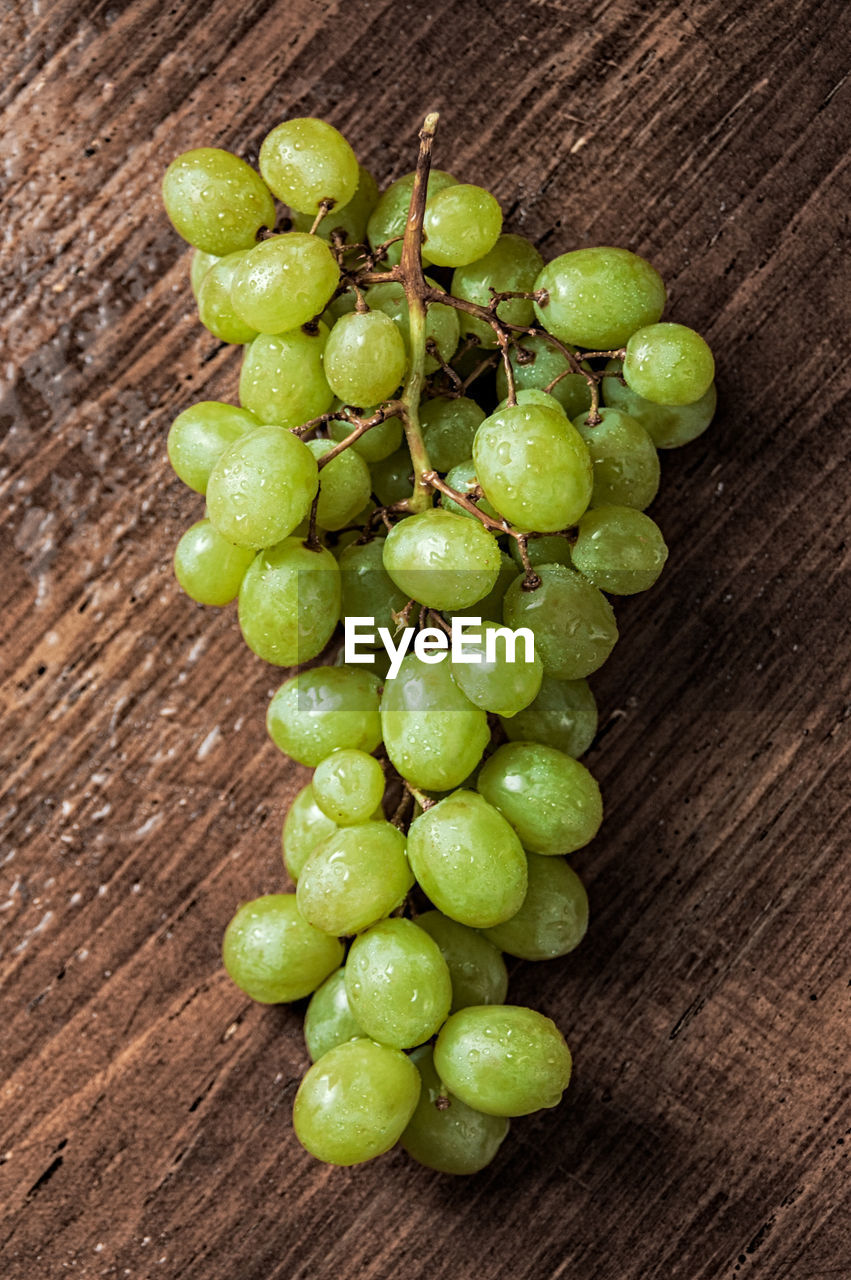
[404,781,436,811]
[421,469,542,589]
[315,402,402,468]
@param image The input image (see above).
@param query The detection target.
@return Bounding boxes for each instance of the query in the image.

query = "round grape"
[477,741,602,855]
[345,918,452,1050]
[420,396,485,473]
[290,165,379,248]
[449,620,543,718]
[162,147,275,256]
[259,117,359,214]
[327,412,402,462]
[282,783,339,881]
[422,184,503,267]
[167,401,259,494]
[339,537,409,632]
[189,248,219,298]
[173,519,255,606]
[496,333,592,420]
[415,910,508,1011]
[402,1044,510,1175]
[382,508,501,611]
[482,854,589,960]
[304,968,364,1062]
[238,538,340,666]
[196,250,258,344]
[573,406,660,510]
[267,667,382,766]
[364,280,459,375]
[367,169,458,267]
[503,564,618,680]
[371,446,413,507]
[380,655,489,792]
[230,234,340,335]
[306,438,372,531]
[500,675,598,759]
[623,322,715,405]
[324,310,407,406]
[312,749,385,825]
[296,820,413,936]
[239,325,333,428]
[572,504,668,595]
[534,247,666,349]
[451,233,544,348]
[206,425,319,549]
[602,358,717,448]
[222,894,342,1004]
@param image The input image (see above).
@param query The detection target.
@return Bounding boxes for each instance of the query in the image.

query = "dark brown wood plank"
[1,0,849,1277]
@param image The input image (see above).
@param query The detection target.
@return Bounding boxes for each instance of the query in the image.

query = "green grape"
[345,919,452,1049]
[500,675,597,758]
[534,247,666,349]
[402,1044,510,1175]
[282,783,339,881]
[449,620,543,717]
[477,741,602,855]
[293,1037,421,1166]
[259,117,359,214]
[167,401,259,494]
[190,248,220,298]
[381,655,489,791]
[382,508,501,611]
[602,359,717,448]
[306,438,372,531]
[509,535,573,569]
[503,564,618,679]
[483,854,589,960]
[434,1005,572,1117]
[196,250,259,344]
[328,411,402,462]
[304,968,364,1063]
[573,406,660,510]
[162,147,276,255]
[422,184,502,268]
[406,791,527,928]
[267,667,382,765]
[222,893,343,1004]
[496,333,592,420]
[297,820,413,936]
[230,234,340,335]
[440,460,499,523]
[474,404,592,531]
[367,169,458,267]
[571,504,668,594]
[239,325,333,427]
[451,233,544,348]
[623,322,715,405]
[415,910,508,1011]
[174,519,255,606]
[206,425,318,548]
[238,538,340,665]
[290,164,379,246]
[339,538,409,631]
[324,310,407,405]
[420,396,485,472]
[364,279,459,374]
[313,749,385,825]
[370,446,413,507]
[496,388,567,416]
[462,551,516,624]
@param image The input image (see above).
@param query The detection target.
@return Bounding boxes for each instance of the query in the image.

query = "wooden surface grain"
[1,1,849,1277]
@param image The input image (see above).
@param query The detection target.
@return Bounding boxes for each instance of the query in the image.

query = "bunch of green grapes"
[162,112,717,1174]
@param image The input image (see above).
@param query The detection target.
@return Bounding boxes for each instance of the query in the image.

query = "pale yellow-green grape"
[401,1044,510,1175]
[206,425,319,548]
[306,438,372,531]
[296,821,413,936]
[534,247,666,349]
[380,656,490,791]
[163,147,276,255]
[367,169,458,266]
[482,854,589,960]
[571,504,668,595]
[312,749,385,825]
[496,333,592,420]
[167,401,259,494]
[450,233,544,348]
[364,279,459,374]
[474,404,592,531]
[338,538,409,633]
[290,165,379,247]
[420,396,485,472]
[602,358,717,448]
[303,968,364,1062]
[495,388,567,416]
[500,675,598,759]
[422,184,502,267]
[573,406,660,510]
[439,460,499,523]
[324,310,407,405]
[281,783,339,881]
[190,248,220,299]
[371,446,413,507]
[503,564,618,680]
[173,519,256,606]
[196,250,259,344]
[382,508,501,611]
[434,1005,572,1117]
[259,117,359,214]
[239,325,333,427]
[267,667,382,765]
[293,1038,421,1166]
[509,535,573,570]
[230,234,340,335]
[327,411,402,462]
[477,741,602,855]
[461,551,517,624]
[222,893,343,1004]
[345,919,452,1049]
[623,322,715,405]
[406,791,527,928]
[449,620,543,718]
[415,910,508,1011]
[238,538,340,665]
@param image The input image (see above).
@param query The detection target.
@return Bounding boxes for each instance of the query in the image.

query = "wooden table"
[2,1,849,1276]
